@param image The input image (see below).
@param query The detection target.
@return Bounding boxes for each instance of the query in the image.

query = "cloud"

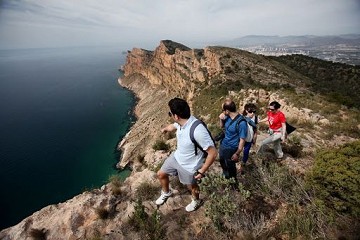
[0,0,359,49]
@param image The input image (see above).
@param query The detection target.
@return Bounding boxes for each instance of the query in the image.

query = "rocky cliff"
[1,40,358,240]
[117,40,316,169]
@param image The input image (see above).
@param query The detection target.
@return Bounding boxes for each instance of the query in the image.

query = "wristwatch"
[195,170,205,177]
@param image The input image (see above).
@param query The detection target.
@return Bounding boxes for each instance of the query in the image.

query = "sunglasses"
[248,109,256,113]
[168,111,173,117]
[268,108,276,111]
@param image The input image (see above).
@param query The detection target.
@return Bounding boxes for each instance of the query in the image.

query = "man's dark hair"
[223,100,237,112]
[243,103,257,115]
[168,97,191,119]
[269,101,281,109]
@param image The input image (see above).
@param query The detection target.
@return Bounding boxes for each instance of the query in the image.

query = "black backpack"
[189,119,215,158]
[285,122,296,135]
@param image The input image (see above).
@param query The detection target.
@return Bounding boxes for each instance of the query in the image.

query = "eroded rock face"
[123,40,222,95]
[117,40,226,169]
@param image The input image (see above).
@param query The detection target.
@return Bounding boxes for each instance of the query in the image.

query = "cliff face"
[123,40,222,94]
[117,40,227,169]
[118,40,312,168]
[2,40,357,239]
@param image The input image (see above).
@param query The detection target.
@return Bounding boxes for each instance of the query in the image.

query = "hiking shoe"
[185,198,202,212]
[155,190,172,205]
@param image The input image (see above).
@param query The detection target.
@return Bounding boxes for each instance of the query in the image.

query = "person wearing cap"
[257,101,286,159]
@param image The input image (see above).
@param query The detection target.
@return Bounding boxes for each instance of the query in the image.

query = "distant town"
[239,44,360,66]
[227,35,360,66]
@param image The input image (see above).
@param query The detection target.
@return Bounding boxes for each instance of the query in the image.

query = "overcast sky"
[0,0,359,50]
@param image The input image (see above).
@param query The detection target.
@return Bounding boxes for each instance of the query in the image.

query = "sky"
[0,0,359,50]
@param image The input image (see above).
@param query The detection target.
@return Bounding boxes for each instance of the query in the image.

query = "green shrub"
[129,199,166,239]
[257,161,297,201]
[200,174,250,231]
[129,199,148,231]
[277,203,326,239]
[152,140,170,151]
[109,175,122,196]
[135,182,159,201]
[306,140,360,217]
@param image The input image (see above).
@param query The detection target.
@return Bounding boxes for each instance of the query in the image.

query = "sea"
[0,46,135,230]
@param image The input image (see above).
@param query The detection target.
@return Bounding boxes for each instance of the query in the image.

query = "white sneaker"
[185,198,202,212]
[155,190,172,205]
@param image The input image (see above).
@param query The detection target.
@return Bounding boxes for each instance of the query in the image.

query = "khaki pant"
[257,132,283,158]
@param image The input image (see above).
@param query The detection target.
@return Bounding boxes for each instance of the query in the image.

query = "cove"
[0,46,135,229]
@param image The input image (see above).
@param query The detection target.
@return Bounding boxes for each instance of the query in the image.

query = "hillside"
[268,54,360,108]
[1,40,359,240]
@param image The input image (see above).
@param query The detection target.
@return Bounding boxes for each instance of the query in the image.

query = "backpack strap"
[244,117,257,129]
[236,115,257,131]
[235,115,247,132]
[226,114,241,131]
[190,119,215,156]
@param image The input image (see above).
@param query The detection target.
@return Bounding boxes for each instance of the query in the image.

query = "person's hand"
[231,153,239,162]
[161,128,167,133]
[219,112,226,120]
[194,170,205,183]
[281,135,286,142]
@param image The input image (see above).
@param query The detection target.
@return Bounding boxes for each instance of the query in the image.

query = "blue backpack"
[225,114,257,142]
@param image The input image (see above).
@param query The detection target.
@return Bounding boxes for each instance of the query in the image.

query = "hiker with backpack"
[241,103,258,165]
[218,98,248,187]
[155,97,217,212]
[257,101,286,159]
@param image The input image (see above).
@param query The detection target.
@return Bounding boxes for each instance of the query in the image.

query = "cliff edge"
[2,40,359,239]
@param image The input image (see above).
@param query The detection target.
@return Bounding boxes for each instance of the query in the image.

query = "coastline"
[116,77,138,169]
[115,73,173,169]
[0,47,134,231]
[0,76,148,235]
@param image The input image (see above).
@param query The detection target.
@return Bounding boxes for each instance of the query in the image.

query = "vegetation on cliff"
[269,54,360,108]
[2,40,359,240]
[119,41,360,239]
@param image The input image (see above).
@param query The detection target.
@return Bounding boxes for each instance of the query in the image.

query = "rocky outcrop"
[2,40,357,239]
[123,40,224,96]
[117,40,226,168]
[0,169,161,240]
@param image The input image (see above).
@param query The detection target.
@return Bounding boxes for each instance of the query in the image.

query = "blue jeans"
[242,142,252,164]
[219,145,238,181]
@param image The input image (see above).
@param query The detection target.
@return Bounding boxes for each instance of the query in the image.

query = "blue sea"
[0,46,135,230]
